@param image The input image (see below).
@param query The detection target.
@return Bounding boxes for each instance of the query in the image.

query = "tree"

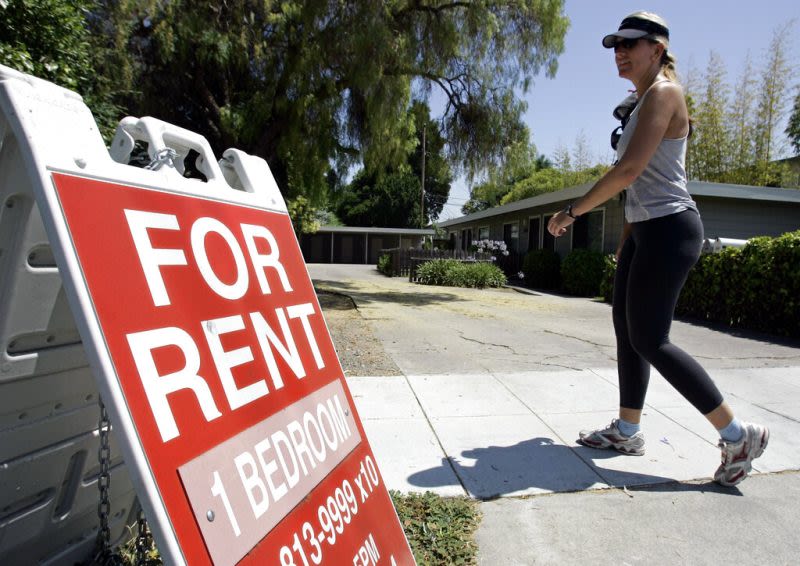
[461,178,506,214]
[287,196,321,235]
[408,102,453,224]
[683,24,797,187]
[95,1,568,202]
[786,87,800,156]
[461,135,540,212]
[500,167,563,204]
[687,51,731,181]
[463,131,608,210]
[335,171,420,228]
[571,130,592,172]
[534,153,553,170]
[0,0,119,136]
[752,22,795,185]
[551,140,572,173]
[725,53,758,184]
[333,102,450,227]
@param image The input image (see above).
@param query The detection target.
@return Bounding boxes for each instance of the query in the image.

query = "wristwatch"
[564,203,578,219]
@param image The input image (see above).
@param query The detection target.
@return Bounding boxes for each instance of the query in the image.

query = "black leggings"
[612,209,724,414]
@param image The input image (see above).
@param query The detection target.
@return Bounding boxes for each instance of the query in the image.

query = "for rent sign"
[49,172,414,565]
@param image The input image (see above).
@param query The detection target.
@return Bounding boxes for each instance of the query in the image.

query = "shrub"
[521,249,561,290]
[770,231,800,335]
[415,258,456,285]
[377,253,393,276]
[677,246,741,324]
[561,249,606,297]
[605,230,799,338]
[416,259,507,288]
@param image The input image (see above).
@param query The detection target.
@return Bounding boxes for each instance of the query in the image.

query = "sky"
[437,0,799,220]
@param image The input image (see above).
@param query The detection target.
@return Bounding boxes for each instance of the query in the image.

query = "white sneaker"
[577,419,645,456]
[714,422,769,487]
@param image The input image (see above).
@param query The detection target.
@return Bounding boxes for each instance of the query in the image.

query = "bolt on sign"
[0,64,415,565]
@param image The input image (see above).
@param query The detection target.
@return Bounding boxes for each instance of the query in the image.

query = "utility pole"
[420,123,426,229]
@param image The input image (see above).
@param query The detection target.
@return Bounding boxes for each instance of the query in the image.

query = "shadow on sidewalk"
[407,437,741,499]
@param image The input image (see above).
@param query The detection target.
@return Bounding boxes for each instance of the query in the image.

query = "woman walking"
[547,11,768,486]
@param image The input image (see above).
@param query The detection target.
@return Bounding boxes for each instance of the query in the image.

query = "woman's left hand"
[547,211,575,237]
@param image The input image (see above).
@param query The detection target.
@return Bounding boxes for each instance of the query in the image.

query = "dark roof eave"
[439,180,800,227]
[314,226,436,235]
[438,181,594,227]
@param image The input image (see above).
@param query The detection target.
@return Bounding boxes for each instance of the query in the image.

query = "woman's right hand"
[547,211,575,237]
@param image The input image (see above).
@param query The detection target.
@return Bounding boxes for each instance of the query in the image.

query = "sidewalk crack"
[543,329,615,349]
[458,331,519,353]
[402,374,471,497]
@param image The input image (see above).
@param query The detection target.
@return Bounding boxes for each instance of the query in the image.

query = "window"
[542,214,556,251]
[478,226,490,241]
[572,210,605,252]
[503,222,519,253]
[527,217,541,251]
[460,228,473,251]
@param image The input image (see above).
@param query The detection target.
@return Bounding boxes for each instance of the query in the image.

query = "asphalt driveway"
[308,263,800,565]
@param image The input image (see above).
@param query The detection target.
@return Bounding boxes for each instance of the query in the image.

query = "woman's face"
[614,38,661,81]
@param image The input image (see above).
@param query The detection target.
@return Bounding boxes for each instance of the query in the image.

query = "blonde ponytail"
[661,49,679,83]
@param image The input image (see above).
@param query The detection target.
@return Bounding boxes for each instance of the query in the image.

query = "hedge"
[560,249,606,297]
[416,259,507,288]
[521,248,607,297]
[377,253,392,276]
[675,231,800,337]
[601,230,799,338]
[521,249,561,290]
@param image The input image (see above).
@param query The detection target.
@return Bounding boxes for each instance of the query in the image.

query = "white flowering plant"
[470,239,510,258]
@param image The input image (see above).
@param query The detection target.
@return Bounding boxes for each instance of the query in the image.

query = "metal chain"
[135,508,153,565]
[92,399,154,566]
[92,397,122,565]
[144,148,178,171]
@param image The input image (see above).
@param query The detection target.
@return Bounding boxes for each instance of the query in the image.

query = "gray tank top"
[615,84,697,223]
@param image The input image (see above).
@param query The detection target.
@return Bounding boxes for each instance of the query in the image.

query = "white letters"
[126,326,222,442]
[303,410,327,463]
[250,309,304,385]
[287,303,325,370]
[202,314,268,410]
[124,210,187,307]
[217,390,355,529]
[191,217,250,300]
[124,211,295,303]
[317,402,339,451]
[254,437,288,503]
[234,451,270,519]
[286,420,317,475]
[240,223,293,294]
[272,430,300,489]
[122,209,337,445]
[126,303,324,442]
[328,395,351,442]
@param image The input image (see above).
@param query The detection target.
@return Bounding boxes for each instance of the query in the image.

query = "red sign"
[51,173,415,565]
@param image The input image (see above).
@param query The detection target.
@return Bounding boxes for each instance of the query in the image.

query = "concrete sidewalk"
[348,366,800,499]
[309,264,800,564]
[346,368,800,564]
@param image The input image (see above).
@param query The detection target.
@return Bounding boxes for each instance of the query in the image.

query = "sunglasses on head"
[613,37,642,50]
[610,97,639,151]
[610,126,623,151]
